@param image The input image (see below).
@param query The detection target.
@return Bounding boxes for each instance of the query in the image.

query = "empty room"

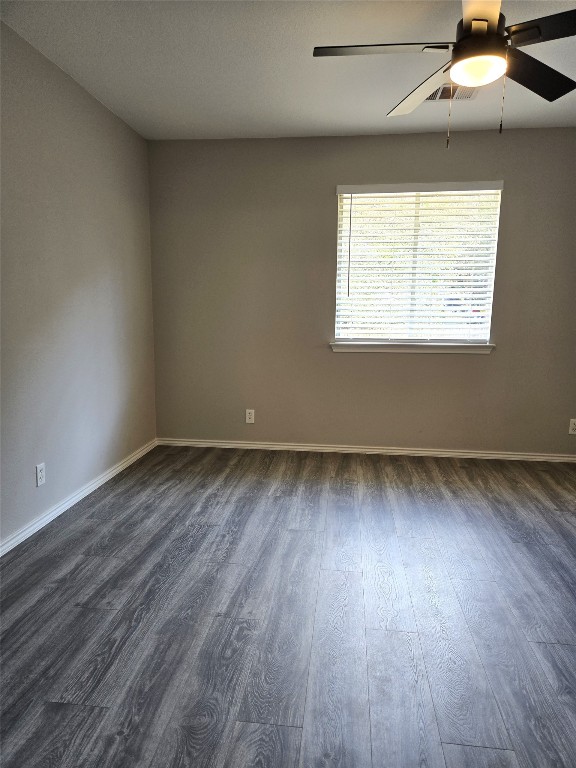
[1,1,576,766]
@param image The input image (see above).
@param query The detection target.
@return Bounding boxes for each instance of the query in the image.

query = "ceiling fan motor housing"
[452,13,508,67]
[458,12,507,40]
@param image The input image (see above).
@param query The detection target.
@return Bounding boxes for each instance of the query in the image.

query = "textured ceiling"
[2,0,575,139]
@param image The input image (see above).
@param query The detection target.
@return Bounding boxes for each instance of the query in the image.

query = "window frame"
[331,181,503,354]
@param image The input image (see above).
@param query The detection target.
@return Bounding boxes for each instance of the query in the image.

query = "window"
[333,182,502,353]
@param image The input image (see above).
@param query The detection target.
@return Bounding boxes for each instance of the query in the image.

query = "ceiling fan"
[313,1,576,116]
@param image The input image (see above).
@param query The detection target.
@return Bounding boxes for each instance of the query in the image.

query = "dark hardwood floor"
[1,446,576,767]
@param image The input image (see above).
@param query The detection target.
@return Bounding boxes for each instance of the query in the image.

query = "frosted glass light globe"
[450,54,507,87]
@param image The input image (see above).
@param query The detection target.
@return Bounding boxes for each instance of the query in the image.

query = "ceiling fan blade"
[462,0,502,32]
[506,8,576,47]
[313,43,452,57]
[506,47,576,101]
[388,61,452,116]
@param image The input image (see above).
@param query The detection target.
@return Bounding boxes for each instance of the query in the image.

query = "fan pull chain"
[446,81,453,149]
[499,50,508,134]
[347,194,353,297]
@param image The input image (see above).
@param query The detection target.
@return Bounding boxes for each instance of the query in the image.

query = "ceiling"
[2,0,575,139]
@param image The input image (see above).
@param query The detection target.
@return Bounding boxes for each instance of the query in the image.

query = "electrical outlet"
[246,409,255,424]
[36,463,46,486]
[569,419,576,435]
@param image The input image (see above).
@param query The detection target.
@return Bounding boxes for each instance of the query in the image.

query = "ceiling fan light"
[450,54,507,87]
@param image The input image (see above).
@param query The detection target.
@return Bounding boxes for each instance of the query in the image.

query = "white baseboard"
[0,439,158,558]
[157,437,576,463]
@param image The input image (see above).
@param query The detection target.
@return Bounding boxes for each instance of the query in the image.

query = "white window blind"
[335,183,502,343]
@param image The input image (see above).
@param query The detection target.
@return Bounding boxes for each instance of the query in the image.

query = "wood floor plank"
[1,607,118,737]
[433,458,560,557]
[400,537,510,749]
[450,577,520,645]
[157,559,248,624]
[359,452,416,632]
[47,523,219,706]
[436,536,494,581]
[210,520,322,624]
[546,461,576,493]
[474,530,576,643]
[362,534,416,632]
[515,544,576,637]
[420,458,497,582]
[82,449,220,558]
[505,460,576,515]
[428,462,505,549]
[82,495,176,559]
[1,554,122,648]
[475,639,576,768]
[174,447,249,523]
[1,701,108,768]
[79,447,209,536]
[366,629,445,768]
[205,492,279,565]
[79,516,214,613]
[237,530,322,727]
[442,744,520,768]
[529,642,576,722]
[417,629,511,750]
[217,721,302,768]
[512,462,575,519]
[284,451,329,532]
[299,569,371,768]
[60,617,216,768]
[201,451,292,565]
[472,460,560,546]
[399,536,479,635]
[518,537,576,600]
[356,453,397,536]
[358,455,416,632]
[209,531,285,621]
[269,450,307,524]
[453,577,576,768]
[199,449,281,526]
[148,616,258,768]
[0,516,100,600]
[406,459,491,585]
[322,453,362,571]
[383,455,437,539]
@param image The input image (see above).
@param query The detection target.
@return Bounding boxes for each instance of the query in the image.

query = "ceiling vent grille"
[426,83,478,101]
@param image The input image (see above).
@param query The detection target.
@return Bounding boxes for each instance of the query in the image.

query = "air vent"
[426,83,478,101]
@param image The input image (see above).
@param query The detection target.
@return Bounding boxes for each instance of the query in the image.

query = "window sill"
[330,341,495,354]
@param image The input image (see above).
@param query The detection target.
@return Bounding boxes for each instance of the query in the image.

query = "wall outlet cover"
[36,463,46,486]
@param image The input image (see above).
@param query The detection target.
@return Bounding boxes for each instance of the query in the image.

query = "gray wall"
[1,25,156,543]
[149,129,576,456]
